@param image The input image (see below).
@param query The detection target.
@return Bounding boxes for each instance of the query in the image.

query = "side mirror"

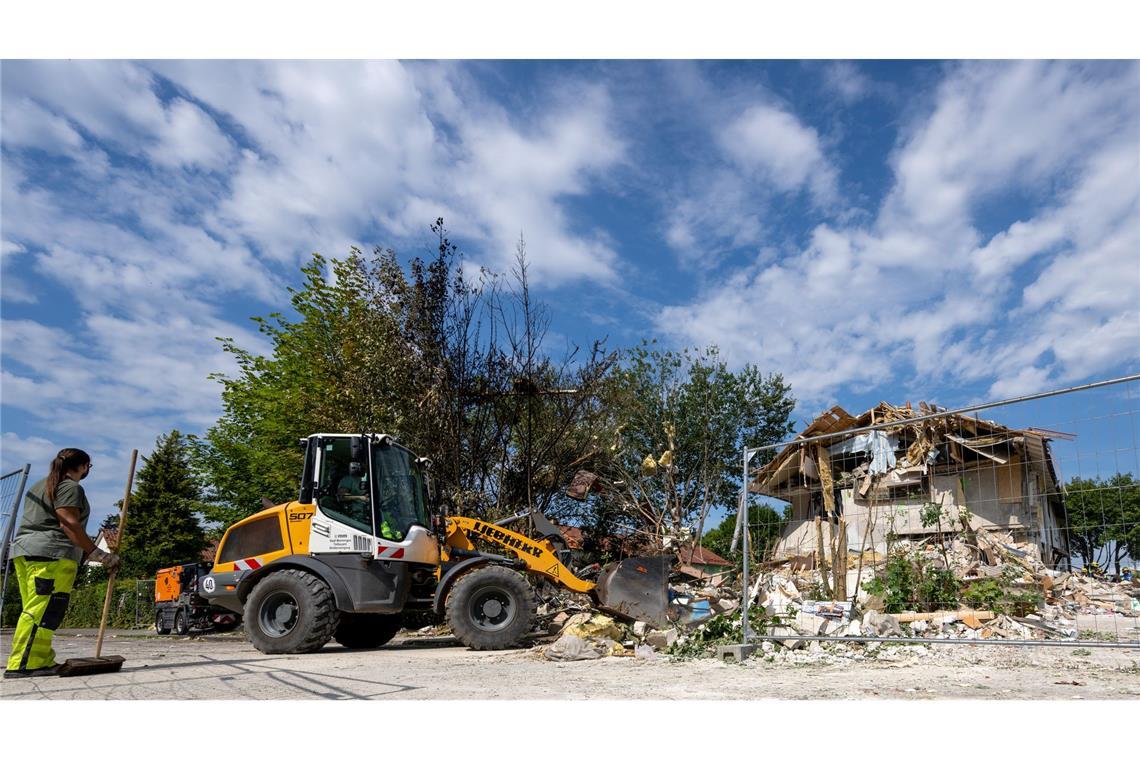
[350,436,366,463]
[424,472,437,505]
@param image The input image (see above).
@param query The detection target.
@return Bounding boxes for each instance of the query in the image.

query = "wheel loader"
[199,433,672,654]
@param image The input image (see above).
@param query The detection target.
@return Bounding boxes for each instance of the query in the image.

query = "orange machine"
[153,562,240,636]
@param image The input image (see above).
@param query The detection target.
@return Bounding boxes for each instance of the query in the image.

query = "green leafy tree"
[1063,474,1140,571]
[593,343,795,549]
[191,221,617,530]
[701,503,786,563]
[118,431,208,578]
[1100,473,1140,573]
[190,247,415,528]
[1064,477,1107,568]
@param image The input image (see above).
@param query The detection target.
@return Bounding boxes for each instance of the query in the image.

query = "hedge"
[2,576,153,629]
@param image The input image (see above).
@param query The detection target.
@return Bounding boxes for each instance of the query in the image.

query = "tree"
[1101,473,1140,573]
[191,220,617,529]
[591,343,795,550]
[190,247,417,528]
[1064,473,1140,572]
[1063,477,1108,568]
[118,431,208,578]
[701,503,787,563]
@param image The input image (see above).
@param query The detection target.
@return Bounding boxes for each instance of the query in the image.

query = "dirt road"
[2,629,1138,700]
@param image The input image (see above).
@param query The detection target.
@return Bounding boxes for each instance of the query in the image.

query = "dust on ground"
[2,628,1137,700]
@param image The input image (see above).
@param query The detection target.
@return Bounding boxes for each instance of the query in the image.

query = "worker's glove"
[88,547,123,572]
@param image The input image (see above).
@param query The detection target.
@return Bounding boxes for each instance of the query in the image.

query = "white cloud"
[659,61,1140,406]
[883,61,1135,232]
[822,62,872,104]
[1,60,633,528]
[144,61,625,284]
[1,97,85,153]
[147,98,235,170]
[720,104,837,204]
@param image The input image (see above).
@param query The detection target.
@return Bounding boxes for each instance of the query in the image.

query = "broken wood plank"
[894,610,996,624]
[945,434,1009,464]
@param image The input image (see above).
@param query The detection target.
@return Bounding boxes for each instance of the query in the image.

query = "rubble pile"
[545,546,1134,662]
[745,525,1140,646]
[531,526,1138,661]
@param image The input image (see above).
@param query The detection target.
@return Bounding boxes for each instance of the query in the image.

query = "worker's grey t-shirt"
[10,477,90,563]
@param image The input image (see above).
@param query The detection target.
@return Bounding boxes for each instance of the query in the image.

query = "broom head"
[56,655,125,677]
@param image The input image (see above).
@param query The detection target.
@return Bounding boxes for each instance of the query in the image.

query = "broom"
[57,449,138,677]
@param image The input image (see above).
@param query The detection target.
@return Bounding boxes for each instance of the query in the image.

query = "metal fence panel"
[0,464,32,635]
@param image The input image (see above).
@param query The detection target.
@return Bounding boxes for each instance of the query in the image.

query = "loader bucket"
[593,555,674,629]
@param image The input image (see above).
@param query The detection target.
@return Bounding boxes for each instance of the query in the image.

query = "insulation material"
[827,431,898,475]
[801,449,819,480]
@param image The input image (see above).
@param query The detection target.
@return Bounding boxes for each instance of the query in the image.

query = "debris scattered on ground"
[532,523,1138,663]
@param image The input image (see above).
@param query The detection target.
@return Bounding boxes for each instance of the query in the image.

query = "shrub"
[863,553,960,613]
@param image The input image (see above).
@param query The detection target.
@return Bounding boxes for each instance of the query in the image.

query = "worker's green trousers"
[6,557,77,672]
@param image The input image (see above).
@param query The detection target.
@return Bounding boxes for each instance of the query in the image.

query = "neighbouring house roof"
[677,545,732,567]
[94,527,119,550]
[200,538,219,564]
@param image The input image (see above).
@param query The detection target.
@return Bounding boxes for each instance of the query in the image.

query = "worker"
[337,470,369,504]
[4,449,121,678]
[337,470,400,540]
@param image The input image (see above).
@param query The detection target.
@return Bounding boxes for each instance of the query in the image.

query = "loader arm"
[444,516,596,594]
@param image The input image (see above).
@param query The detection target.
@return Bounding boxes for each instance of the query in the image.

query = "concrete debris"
[634,644,658,661]
[645,628,679,649]
[544,634,605,661]
[863,610,905,637]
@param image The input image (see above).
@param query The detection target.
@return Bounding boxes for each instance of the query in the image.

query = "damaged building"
[751,402,1071,569]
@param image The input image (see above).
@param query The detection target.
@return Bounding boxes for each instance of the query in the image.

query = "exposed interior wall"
[771,453,1066,568]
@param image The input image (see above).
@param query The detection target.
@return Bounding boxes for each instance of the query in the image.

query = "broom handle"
[95,449,137,658]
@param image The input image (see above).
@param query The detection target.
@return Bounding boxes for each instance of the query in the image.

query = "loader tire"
[244,569,340,654]
[334,612,404,649]
[446,565,537,651]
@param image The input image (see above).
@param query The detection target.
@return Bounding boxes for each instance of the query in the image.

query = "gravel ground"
[2,628,1138,700]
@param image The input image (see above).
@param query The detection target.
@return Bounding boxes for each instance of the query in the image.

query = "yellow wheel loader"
[200,433,672,654]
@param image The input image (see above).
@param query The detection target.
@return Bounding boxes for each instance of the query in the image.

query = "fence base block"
[717,644,757,663]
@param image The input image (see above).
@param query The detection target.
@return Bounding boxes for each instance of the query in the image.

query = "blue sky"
[2,60,1139,527]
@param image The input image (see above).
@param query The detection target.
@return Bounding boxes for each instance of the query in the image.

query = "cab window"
[372,444,430,540]
[316,438,373,535]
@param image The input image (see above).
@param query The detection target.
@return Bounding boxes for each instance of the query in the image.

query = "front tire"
[244,569,340,654]
[174,609,190,636]
[333,613,404,649]
[155,610,171,635]
[445,565,537,651]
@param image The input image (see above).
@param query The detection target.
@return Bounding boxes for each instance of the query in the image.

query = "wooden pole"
[814,517,832,598]
[95,449,138,658]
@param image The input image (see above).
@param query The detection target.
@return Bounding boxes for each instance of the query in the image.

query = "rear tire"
[333,613,404,649]
[155,610,171,635]
[446,565,537,651]
[244,569,340,654]
[174,609,190,636]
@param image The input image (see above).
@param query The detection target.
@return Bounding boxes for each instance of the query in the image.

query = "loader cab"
[300,434,432,542]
